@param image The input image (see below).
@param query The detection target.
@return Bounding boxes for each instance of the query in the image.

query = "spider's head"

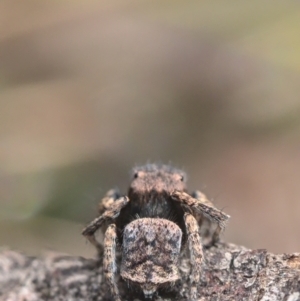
[129,164,187,195]
[120,218,182,299]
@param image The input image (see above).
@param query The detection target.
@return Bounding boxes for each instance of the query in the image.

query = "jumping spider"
[82,164,230,301]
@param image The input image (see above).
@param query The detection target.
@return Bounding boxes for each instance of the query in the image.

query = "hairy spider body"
[82,164,230,301]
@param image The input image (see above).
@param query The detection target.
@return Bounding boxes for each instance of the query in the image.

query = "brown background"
[1,1,300,257]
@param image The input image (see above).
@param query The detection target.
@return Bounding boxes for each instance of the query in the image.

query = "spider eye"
[180,175,184,181]
[134,172,138,179]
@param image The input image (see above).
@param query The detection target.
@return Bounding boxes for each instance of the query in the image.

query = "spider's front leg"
[98,188,120,215]
[104,224,121,301]
[192,190,229,244]
[183,213,203,301]
[82,195,129,255]
[171,190,230,243]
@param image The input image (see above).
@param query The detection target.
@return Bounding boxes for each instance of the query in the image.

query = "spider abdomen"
[120,218,182,298]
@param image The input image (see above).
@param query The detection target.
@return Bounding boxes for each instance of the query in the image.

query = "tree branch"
[0,242,299,301]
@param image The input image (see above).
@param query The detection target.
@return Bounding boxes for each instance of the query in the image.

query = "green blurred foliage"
[1,0,300,255]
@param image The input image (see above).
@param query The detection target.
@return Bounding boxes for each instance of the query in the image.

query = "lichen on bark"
[0,242,299,301]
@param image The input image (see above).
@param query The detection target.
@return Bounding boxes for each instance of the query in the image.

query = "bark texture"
[0,242,299,301]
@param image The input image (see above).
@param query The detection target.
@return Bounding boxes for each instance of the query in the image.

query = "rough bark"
[0,242,299,301]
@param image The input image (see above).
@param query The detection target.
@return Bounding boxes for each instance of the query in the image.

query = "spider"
[82,164,230,301]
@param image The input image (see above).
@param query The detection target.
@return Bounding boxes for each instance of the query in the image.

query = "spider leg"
[98,188,120,215]
[104,224,121,301]
[192,190,229,244]
[82,196,129,254]
[171,190,230,242]
[184,213,203,301]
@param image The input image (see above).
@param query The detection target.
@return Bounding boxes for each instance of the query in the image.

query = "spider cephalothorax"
[82,164,230,301]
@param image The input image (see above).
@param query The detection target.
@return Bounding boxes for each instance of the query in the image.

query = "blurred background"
[1,0,300,257]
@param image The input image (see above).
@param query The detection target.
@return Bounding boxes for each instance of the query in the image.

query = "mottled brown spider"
[82,164,230,301]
